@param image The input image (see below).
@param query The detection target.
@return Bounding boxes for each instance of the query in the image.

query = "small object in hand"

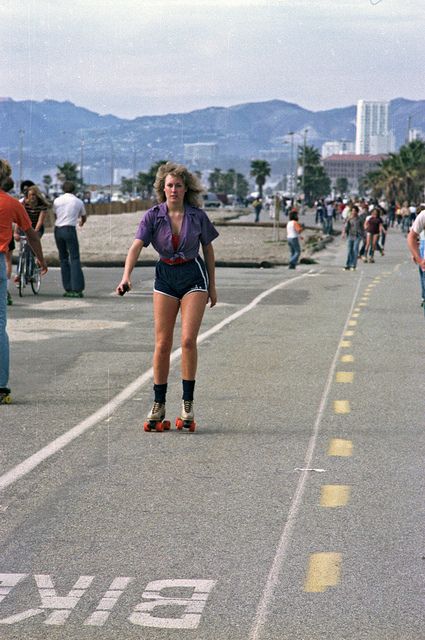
[118,283,130,296]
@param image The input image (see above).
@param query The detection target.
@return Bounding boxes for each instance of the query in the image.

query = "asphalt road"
[0,227,424,639]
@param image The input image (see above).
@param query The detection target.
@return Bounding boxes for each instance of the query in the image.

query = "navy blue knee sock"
[153,383,168,403]
[182,379,195,401]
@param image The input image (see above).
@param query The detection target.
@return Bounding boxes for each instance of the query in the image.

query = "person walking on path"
[1,176,16,306]
[342,205,363,270]
[286,209,303,270]
[252,198,263,223]
[0,159,47,404]
[407,206,425,311]
[364,208,386,263]
[53,181,87,298]
[116,162,219,432]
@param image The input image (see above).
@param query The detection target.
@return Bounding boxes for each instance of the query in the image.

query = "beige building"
[323,154,386,192]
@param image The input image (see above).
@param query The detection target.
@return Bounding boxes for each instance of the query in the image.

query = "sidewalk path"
[41,207,332,268]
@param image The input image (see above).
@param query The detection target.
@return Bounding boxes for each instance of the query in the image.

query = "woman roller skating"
[116,162,219,432]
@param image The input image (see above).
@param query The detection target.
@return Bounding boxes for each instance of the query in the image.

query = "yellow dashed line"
[340,354,354,363]
[328,438,353,456]
[333,400,350,414]
[351,313,360,318]
[344,330,354,336]
[348,320,357,326]
[304,553,342,593]
[340,340,351,348]
[359,302,367,306]
[320,485,351,507]
[336,371,354,383]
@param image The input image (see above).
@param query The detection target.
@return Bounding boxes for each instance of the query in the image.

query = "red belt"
[160,257,192,265]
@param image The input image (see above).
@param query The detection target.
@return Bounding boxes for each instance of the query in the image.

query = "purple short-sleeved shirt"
[135,202,219,261]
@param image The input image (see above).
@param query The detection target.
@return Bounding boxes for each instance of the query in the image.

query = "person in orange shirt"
[0,159,48,404]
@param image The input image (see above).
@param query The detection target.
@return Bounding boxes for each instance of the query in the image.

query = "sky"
[0,0,423,119]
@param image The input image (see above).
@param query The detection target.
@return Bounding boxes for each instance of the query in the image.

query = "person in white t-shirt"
[407,206,425,310]
[286,209,304,269]
[53,181,87,298]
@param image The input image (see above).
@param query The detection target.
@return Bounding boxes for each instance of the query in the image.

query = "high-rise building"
[322,140,355,159]
[355,100,395,155]
[184,143,218,168]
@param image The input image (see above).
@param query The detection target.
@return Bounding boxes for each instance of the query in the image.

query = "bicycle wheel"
[17,253,25,297]
[31,263,41,294]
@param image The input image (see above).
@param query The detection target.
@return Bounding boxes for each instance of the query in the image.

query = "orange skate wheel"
[162,420,171,431]
[155,421,164,432]
[143,422,152,432]
[189,422,196,433]
[175,418,184,430]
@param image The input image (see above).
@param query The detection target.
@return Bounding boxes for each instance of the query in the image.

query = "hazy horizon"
[0,0,423,119]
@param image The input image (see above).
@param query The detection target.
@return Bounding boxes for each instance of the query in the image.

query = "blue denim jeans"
[0,253,9,388]
[288,237,301,267]
[54,225,85,293]
[346,237,360,268]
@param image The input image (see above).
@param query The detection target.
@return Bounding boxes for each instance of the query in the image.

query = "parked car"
[203,192,222,208]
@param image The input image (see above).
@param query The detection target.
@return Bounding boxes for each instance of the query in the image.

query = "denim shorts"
[154,257,209,300]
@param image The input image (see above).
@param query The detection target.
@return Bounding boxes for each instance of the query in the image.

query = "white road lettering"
[84,577,133,626]
[0,574,216,628]
[0,574,28,603]
[129,579,216,629]
[0,574,94,625]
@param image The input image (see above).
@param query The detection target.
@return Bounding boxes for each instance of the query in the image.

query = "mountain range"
[0,96,423,183]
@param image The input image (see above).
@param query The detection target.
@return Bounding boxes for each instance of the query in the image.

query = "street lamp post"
[288,131,295,202]
[80,136,85,188]
[132,146,137,198]
[301,128,308,212]
[109,141,114,214]
[18,129,25,192]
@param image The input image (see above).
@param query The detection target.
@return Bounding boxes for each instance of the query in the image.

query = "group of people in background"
[319,197,423,272]
[4,178,87,304]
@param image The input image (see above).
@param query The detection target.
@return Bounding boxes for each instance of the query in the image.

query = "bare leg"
[153,292,180,384]
[180,291,208,380]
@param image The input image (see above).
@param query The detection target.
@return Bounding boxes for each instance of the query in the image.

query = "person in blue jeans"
[0,160,48,404]
[407,207,425,314]
[53,181,87,297]
[342,205,363,270]
[286,210,303,269]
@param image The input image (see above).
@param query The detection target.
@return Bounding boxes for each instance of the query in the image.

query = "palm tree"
[297,145,330,204]
[56,162,79,184]
[208,168,222,192]
[250,160,271,199]
[365,140,425,202]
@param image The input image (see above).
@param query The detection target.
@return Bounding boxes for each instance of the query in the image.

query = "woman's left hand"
[208,286,217,308]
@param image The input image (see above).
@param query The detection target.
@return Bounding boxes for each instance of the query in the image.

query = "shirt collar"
[156,201,197,217]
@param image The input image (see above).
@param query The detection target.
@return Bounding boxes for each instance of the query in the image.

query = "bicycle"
[16,235,41,297]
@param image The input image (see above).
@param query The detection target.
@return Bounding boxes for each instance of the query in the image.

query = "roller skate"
[0,388,12,405]
[175,400,196,432]
[143,402,170,432]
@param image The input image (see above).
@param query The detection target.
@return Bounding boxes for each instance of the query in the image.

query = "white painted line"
[248,272,363,640]
[0,271,311,493]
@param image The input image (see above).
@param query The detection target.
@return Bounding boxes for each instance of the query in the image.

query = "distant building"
[408,128,424,142]
[114,168,132,184]
[258,148,289,162]
[323,154,386,192]
[322,140,355,159]
[355,100,395,155]
[184,143,218,168]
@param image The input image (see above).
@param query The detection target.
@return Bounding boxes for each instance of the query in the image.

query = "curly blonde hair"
[154,162,204,208]
[26,185,51,208]
[0,159,12,183]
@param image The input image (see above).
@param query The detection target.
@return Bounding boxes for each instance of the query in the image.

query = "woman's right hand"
[116,280,131,296]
